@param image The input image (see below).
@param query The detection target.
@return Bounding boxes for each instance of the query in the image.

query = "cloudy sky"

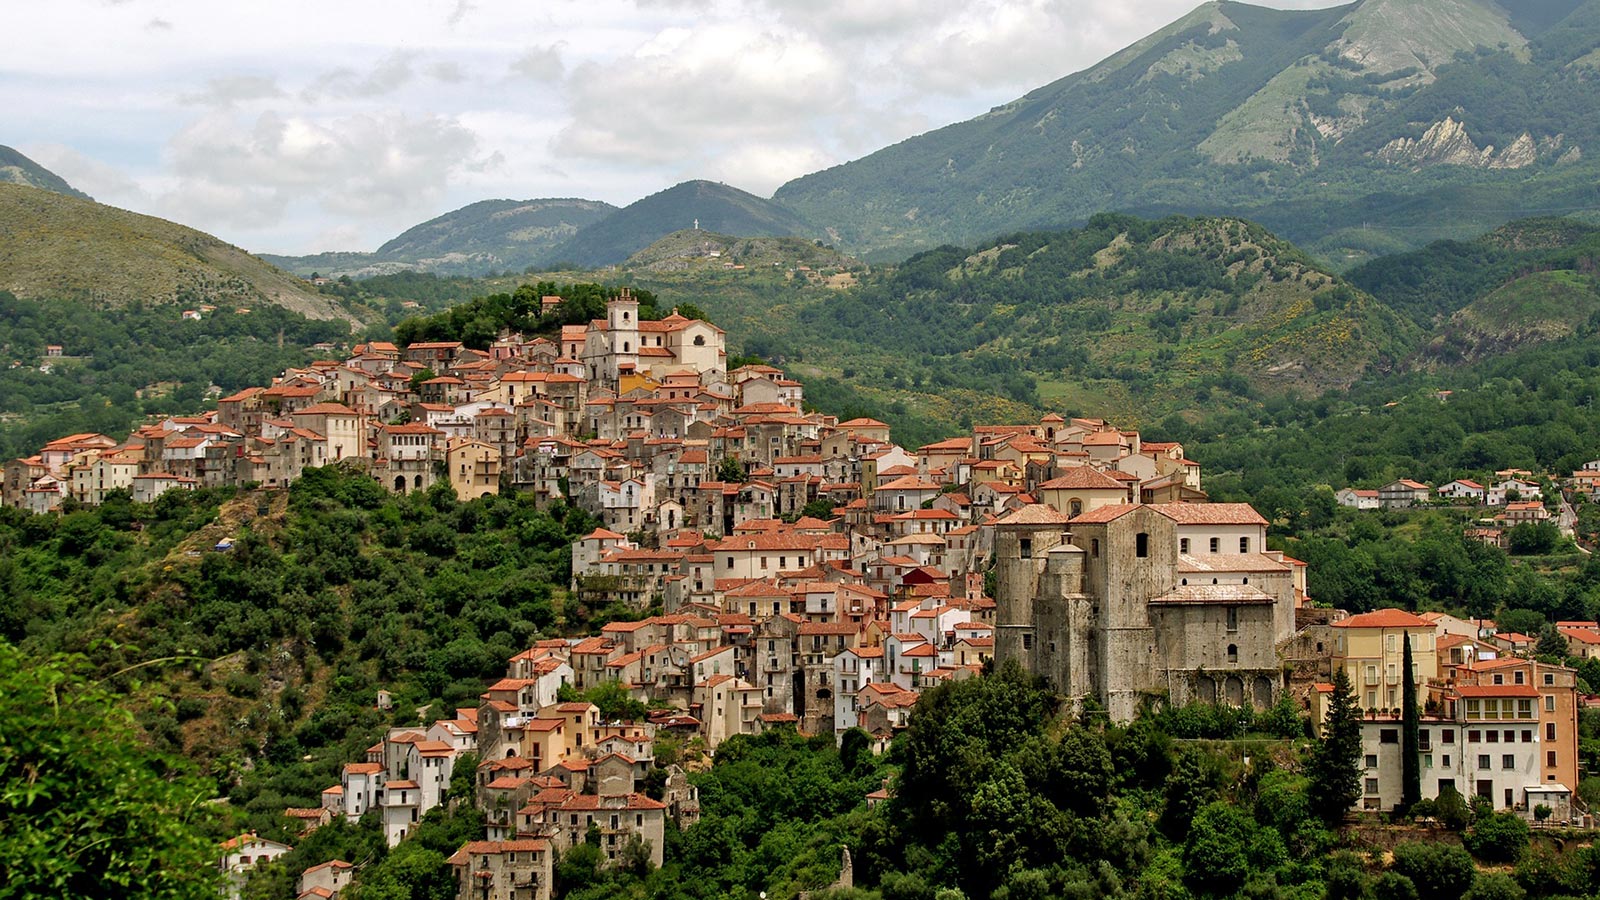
[7,0,1343,255]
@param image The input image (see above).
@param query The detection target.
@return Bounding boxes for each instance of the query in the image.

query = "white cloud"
[181,75,284,107]
[554,23,851,171]
[2,0,1357,252]
[304,51,417,101]
[19,144,146,204]
[157,109,489,231]
[510,43,567,82]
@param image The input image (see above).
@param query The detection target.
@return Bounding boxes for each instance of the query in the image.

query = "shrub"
[1390,842,1476,900]
[1463,811,1529,864]
[1462,873,1525,900]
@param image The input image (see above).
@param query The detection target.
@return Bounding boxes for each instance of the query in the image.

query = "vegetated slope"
[549,180,819,268]
[774,0,1600,265]
[1344,217,1600,363]
[1345,217,1600,326]
[796,214,1418,401]
[622,228,862,276]
[264,198,619,278]
[0,184,355,324]
[0,145,91,200]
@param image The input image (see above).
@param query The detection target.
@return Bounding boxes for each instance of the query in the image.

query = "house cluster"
[1292,610,1594,824]
[1335,470,1575,547]
[3,291,734,513]
[263,642,702,900]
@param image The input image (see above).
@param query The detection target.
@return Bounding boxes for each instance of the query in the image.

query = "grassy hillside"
[0,145,91,200]
[0,184,355,324]
[773,0,1600,266]
[550,180,818,268]
[622,228,862,277]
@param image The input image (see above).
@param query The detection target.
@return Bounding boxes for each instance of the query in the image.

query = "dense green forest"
[0,291,349,459]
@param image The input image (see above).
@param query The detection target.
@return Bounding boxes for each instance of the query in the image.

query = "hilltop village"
[5,293,1595,900]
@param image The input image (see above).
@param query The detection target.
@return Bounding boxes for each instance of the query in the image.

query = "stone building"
[994,502,1296,722]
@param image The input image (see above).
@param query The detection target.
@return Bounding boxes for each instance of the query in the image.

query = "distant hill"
[0,183,355,324]
[773,0,1600,265]
[549,180,818,268]
[790,214,1417,402]
[265,198,617,277]
[0,145,91,200]
[623,229,860,275]
[1344,217,1600,364]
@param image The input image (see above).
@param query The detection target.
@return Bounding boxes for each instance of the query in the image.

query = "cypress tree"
[1401,632,1421,811]
[1311,665,1363,825]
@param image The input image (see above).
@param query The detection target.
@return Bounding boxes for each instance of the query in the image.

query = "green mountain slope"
[0,183,355,324]
[0,145,91,200]
[796,214,1416,398]
[774,0,1600,265]
[622,229,861,276]
[265,198,618,277]
[550,180,818,268]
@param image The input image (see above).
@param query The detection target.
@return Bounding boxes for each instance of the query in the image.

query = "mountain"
[264,198,617,277]
[0,183,354,324]
[549,180,819,268]
[773,0,1600,265]
[0,145,91,200]
[1343,217,1600,364]
[622,229,861,275]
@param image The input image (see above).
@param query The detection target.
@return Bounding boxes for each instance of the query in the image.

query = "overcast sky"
[6,0,1345,255]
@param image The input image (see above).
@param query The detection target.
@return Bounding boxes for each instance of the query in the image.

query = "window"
[1478,755,1491,769]
[1209,537,1219,553]
[1514,671,1525,685]
[1493,674,1504,685]
[1521,730,1532,743]
[1487,731,1499,743]
[1387,634,1397,652]
[1022,633,1033,650]
[1380,729,1399,744]
[1547,751,1557,767]
[1545,695,1556,712]
[1136,533,1149,558]
[1442,729,1455,744]
[1365,754,1378,768]
[1443,755,1451,767]
[1502,755,1515,770]
[1019,538,1032,559]
[1365,778,1379,795]
[1226,607,1238,632]
[1239,536,1250,553]
[1070,500,1082,516]
[1180,538,1190,553]
[1227,644,1238,663]
[1091,539,1100,557]
[1546,723,1556,740]
[1544,673,1554,686]
[1517,699,1534,719]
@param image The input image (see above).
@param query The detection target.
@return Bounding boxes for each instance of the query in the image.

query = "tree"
[1390,842,1477,900]
[1463,811,1529,864]
[408,367,436,394]
[1535,626,1569,660]
[0,644,222,899]
[716,456,747,483]
[1309,666,1362,825]
[1401,633,1421,811]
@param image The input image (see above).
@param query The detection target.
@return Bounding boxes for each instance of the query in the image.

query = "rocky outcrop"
[1376,117,1572,170]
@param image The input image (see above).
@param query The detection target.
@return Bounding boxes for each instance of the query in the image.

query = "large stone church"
[993,502,1303,723]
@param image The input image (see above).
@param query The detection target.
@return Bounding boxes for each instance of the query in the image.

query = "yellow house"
[1037,467,1131,518]
[446,438,500,501]
[1331,609,1438,714]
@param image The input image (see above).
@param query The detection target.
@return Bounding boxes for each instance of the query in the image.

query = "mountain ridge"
[0,145,91,201]
[772,0,1600,265]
